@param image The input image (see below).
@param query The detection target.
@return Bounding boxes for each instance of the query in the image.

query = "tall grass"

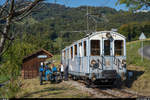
[127,40,150,72]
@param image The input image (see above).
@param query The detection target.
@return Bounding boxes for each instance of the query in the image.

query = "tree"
[116,0,150,10]
[118,21,150,41]
[0,0,44,57]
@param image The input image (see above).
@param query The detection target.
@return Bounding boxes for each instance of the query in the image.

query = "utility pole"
[86,5,89,32]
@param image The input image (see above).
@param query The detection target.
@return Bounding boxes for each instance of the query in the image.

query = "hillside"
[126,39,150,96]
[12,3,150,53]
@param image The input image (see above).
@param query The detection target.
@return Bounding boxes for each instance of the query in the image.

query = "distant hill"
[14,3,150,50]
[30,3,150,28]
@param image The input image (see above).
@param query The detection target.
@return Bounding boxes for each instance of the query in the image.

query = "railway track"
[94,88,137,98]
[75,79,145,98]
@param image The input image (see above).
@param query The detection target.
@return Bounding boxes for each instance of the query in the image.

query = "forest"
[0,2,150,97]
[8,3,150,53]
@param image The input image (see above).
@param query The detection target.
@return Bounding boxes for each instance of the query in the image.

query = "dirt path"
[16,77,116,98]
[16,78,92,98]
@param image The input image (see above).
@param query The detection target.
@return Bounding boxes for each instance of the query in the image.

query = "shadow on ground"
[125,70,144,88]
[92,70,145,89]
[23,86,68,97]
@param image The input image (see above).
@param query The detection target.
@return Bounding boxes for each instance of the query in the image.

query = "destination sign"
[37,55,47,58]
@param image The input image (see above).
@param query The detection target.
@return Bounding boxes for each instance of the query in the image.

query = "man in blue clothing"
[45,64,52,81]
[51,64,58,82]
[52,64,57,73]
[39,62,44,85]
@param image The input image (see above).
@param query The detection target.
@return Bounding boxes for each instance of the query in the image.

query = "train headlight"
[91,60,96,65]
[91,73,96,82]
[122,59,126,64]
[106,32,112,39]
[122,59,126,68]
[90,59,100,69]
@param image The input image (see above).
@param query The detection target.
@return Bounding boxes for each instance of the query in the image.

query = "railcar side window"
[91,40,100,56]
[74,44,77,56]
[79,43,82,57]
[84,41,86,56]
[71,47,73,59]
[104,40,110,56]
[115,40,124,56]
[67,49,69,59]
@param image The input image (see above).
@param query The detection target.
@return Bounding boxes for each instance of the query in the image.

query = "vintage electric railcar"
[61,31,127,86]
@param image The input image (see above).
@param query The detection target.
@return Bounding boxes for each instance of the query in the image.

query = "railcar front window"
[115,40,124,56]
[91,40,100,56]
[74,45,77,56]
[104,40,110,56]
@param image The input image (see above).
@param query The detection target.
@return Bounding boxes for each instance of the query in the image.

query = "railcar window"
[71,47,73,59]
[115,40,124,56]
[84,41,86,56]
[67,49,69,59]
[91,40,100,56]
[74,44,77,56]
[79,43,82,57]
[104,40,110,56]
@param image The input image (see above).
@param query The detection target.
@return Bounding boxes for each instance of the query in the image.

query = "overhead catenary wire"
[54,0,112,62]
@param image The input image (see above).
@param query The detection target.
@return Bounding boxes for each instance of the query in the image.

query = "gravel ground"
[64,79,147,98]
[64,79,114,98]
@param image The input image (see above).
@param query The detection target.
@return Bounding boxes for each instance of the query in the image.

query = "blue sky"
[0,0,128,11]
[46,0,129,11]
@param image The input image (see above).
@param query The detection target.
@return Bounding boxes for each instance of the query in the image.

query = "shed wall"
[22,51,52,79]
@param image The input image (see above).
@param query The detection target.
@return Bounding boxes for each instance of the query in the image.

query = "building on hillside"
[22,49,53,79]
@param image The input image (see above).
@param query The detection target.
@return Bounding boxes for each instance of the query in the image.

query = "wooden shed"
[22,49,53,79]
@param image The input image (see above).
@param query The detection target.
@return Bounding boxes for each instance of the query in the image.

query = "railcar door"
[102,38,114,70]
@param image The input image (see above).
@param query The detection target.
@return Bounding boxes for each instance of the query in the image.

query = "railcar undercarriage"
[69,72,123,88]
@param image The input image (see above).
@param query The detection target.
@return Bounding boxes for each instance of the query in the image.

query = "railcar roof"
[62,31,126,51]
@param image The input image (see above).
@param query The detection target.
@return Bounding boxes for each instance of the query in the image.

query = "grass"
[0,75,10,83]
[0,79,21,98]
[2,39,150,98]
[16,77,92,98]
[126,39,150,96]
[127,39,150,71]
[15,54,91,98]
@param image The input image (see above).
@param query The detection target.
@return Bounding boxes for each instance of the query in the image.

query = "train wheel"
[113,78,122,88]
[85,78,92,88]
[73,76,77,80]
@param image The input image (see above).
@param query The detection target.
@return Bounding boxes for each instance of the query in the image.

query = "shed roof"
[23,49,53,62]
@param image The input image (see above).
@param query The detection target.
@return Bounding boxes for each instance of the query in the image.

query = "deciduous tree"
[116,0,150,10]
[0,0,44,57]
